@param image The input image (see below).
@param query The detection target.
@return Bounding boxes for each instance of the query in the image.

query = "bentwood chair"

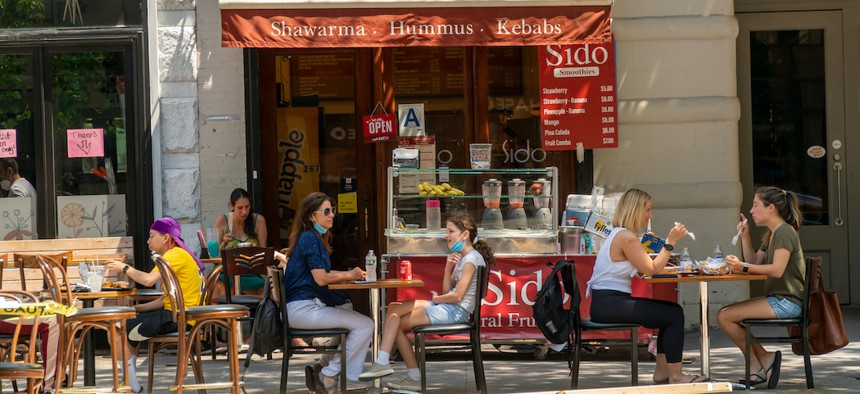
[151,255,249,393]
[0,251,70,291]
[412,265,490,394]
[0,290,44,394]
[267,266,348,393]
[145,262,223,393]
[211,246,275,359]
[740,256,818,390]
[37,255,137,392]
[561,260,640,389]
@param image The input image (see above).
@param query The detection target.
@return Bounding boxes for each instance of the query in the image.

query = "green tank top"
[223,213,259,248]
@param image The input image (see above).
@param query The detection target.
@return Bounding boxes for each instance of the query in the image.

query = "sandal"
[767,351,782,389]
[319,373,338,394]
[738,369,767,386]
[687,375,712,383]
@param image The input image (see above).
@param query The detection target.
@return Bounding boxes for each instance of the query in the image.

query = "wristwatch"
[663,243,674,252]
[123,265,131,274]
[742,263,749,273]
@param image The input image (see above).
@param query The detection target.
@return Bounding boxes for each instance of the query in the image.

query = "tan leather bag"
[789,258,848,355]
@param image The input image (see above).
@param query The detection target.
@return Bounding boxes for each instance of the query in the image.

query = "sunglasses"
[315,208,337,216]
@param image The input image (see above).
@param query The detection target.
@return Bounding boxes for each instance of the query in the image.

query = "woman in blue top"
[359,212,494,391]
[284,192,372,393]
[586,188,707,384]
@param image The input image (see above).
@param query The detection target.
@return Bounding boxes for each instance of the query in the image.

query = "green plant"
[0,55,32,129]
[0,0,45,28]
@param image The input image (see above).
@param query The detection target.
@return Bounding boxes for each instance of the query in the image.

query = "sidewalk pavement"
[83,305,860,393]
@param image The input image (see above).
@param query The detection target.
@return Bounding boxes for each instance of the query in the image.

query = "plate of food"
[101,280,131,290]
[697,258,728,275]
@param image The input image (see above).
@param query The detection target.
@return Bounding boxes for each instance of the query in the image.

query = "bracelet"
[123,265,131,274]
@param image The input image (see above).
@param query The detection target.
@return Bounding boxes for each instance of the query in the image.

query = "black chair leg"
[339,333,348,393]
[415,333,427,392]
[572,327,582,389]
[630,327,638,386]
[744,326,752,390]
[802,334,814,389]
[471,333,486,393]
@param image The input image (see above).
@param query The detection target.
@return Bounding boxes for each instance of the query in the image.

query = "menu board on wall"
[488,48,524,95]
[290,54,356,99]
[538,41,618,150]
[394,47,464,96]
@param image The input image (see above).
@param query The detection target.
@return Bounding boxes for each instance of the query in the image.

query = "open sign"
[362,113,395,143]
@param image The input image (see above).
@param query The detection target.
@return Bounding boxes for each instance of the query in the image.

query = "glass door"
[737,11,849,301]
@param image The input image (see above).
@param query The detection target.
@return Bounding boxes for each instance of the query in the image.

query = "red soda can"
[399,260,412,280]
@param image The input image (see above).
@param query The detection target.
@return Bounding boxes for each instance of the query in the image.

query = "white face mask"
[0,179,10,191]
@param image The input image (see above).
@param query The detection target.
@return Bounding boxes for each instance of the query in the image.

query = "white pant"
[287,299,372,381]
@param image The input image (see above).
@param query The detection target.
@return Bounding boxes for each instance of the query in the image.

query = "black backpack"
[533,260,572,344]
[250,274,285,357]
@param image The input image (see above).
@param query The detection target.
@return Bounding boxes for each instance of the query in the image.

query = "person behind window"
[359,212,494,392]
[0,158,36,198]
[585,188,708,384]
[106,217,205,393]
[718,187,805,389]
[283,192,371,394]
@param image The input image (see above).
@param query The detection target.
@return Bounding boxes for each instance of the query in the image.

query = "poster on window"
[67,128,105,158]
[539,40,618,150]
[0,129,16,158]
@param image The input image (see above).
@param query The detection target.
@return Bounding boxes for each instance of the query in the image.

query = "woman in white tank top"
[587,188,709,384]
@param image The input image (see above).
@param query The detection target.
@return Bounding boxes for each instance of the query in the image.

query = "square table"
[643,272,767,376]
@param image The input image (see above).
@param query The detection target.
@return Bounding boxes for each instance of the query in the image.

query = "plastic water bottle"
[365,250,377,282]
[680,247,692,273]
[713,245,723,262]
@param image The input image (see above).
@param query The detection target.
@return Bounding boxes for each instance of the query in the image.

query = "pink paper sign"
[0,129,16,158]
[67,128,105,158]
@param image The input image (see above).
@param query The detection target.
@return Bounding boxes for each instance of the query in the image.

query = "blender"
[529,178,553,229]
[506,179,528,229]
[481,179,504,229]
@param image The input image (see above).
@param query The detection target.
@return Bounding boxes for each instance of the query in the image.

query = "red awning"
[221,4,611,48]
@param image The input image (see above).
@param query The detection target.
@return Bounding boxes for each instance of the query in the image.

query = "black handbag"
[250,274,285,357]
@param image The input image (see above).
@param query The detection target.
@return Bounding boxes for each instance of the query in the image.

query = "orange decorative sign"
[221,6,611,48]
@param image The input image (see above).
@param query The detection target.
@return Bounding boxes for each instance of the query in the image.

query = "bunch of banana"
[418,182,465,196]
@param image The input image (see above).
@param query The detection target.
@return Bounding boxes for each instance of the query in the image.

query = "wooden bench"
[0,237,133,294]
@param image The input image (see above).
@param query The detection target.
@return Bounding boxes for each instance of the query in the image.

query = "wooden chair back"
[0,290,42,364]
[220,246,275,303]
[0,251,70,291]
[35,255,74,307]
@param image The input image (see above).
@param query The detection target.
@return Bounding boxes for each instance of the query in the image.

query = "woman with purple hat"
[106,217,204,393]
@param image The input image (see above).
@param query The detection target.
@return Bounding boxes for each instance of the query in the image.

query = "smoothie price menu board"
[393,47,465,96]
[538,41,618,150]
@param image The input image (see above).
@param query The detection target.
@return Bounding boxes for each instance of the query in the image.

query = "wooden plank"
[525,382,732,394]
[0,236,133,253]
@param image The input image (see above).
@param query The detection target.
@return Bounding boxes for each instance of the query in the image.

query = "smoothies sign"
[539,41,618,150]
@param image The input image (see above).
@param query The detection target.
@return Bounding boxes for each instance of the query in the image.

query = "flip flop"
[688,375,712,383]
[767,351,782,389]
[738,370,767,386]
[306,365,327,394]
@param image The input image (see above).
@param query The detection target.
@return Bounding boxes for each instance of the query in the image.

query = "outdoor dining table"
[642,272,767,376]
[73,288,147,386]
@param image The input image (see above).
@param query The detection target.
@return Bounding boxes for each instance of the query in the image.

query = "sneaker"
[387,375,421,391]
[358,363,394,381]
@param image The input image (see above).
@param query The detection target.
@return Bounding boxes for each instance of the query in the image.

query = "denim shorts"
[424,302,469,324]
[767,296,802,319]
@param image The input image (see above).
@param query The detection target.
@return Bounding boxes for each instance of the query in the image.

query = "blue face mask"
[313,221,327,235]
[450,233,467,253]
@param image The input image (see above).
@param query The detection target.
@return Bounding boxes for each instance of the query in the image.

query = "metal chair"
[0,290,44,394]
[740,256,818,390]
[37,255,137,392]
[266,266,348,393]
[412,265,489,393]
[151,254,249,393]
[144,263,223,393]
[561,259,639,388]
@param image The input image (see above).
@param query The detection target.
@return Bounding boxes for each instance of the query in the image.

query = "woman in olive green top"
[718,186,805,389]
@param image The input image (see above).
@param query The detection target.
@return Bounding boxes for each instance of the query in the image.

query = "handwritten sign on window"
[0,129,16,158]
[67,128,105,158]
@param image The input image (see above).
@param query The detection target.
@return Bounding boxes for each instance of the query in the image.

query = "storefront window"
[0,0,142,28]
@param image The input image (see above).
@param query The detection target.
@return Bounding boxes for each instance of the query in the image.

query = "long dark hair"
[284,192,334,256]
[230,188,256,239]
[755,186,803,248]
[447,212,495,267]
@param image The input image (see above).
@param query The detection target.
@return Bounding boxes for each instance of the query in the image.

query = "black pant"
[590,289,685,363]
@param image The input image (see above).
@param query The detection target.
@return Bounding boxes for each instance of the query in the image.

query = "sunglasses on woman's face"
[315,208,337,216]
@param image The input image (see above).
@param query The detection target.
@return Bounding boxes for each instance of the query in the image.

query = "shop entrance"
[737,11,851,302]
[257,49,377,277]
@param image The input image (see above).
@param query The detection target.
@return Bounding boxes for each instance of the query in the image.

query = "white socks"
[127,355,141,392]
[375,350,390,366]
[408,368,421,380]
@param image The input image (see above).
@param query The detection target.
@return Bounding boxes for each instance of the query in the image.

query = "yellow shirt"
[154,247,204,313]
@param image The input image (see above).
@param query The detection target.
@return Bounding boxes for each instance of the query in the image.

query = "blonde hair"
[612,188,651,236]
